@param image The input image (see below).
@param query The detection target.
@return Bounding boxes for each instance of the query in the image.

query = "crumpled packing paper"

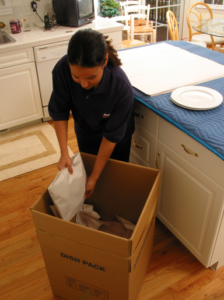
[76,204,135,239]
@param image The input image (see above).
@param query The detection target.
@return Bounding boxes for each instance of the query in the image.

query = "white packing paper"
[48,152,87,221]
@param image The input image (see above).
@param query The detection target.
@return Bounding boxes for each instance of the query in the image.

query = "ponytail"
[104,36,122,67]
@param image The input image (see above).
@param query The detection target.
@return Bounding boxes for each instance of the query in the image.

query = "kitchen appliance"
[44,14,51,29]
[52,0,95,27]
[34,41,69,120]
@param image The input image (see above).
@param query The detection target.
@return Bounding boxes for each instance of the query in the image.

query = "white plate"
[170,86,223,110]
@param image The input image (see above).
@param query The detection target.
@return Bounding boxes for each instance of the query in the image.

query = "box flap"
[131,171,160,255]
[131,199,157,272]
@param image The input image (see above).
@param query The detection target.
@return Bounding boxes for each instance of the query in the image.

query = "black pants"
[77,137,132,163]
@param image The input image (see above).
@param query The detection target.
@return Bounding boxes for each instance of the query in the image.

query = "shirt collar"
[91,65,110,95]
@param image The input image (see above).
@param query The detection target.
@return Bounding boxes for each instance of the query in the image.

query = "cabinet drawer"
[134,100,158,137]
[131,131,149,162]
[158,118,224,188]
[130,150,149,167]
[0,48,34,69]
[130,123,157,168]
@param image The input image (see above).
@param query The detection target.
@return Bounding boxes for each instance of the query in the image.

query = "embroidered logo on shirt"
[102,113,110,118]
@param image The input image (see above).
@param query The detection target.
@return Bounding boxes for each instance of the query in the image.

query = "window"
[204,0,223,5]
[204,0,224,13]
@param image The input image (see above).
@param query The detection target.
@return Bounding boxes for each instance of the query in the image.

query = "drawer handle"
[133,140,144,150]
[0,128,10,135]
[134,110,144,119]
[181,144,199,157]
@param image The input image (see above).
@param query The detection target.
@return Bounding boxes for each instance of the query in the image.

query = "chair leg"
[214,44,221,52]
[152,30,156,43]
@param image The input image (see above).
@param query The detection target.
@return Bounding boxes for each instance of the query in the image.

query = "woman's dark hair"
[67,29,122,67]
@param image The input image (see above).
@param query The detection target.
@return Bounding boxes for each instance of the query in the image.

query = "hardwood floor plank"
[219,271,224,283]
[0,249,43,283]
[186,277,224,300]
[0,228,36,249]
[141,263,224,300]
[0,209,34,240]
[1,268,52,300]
[205,287,224,300]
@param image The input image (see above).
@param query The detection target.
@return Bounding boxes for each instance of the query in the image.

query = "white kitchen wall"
[0,0,52,30]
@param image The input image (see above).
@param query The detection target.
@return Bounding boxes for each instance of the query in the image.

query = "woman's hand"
[85,176,97,199]
[57,154,73,174]
[84,137,116,198]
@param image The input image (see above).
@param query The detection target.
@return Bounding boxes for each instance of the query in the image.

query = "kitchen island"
[125,41,224,270]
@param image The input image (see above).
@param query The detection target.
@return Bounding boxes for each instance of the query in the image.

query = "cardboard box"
[31,153,160,300]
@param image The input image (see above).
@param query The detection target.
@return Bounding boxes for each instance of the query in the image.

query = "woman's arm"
[85,137,116,198]
[54,120,73,174]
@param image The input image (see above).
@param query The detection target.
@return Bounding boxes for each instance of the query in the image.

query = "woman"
[49,29,135,199]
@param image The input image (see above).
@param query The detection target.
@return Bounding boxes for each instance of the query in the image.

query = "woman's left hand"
[85,176,97,199]
[84,137,116,198]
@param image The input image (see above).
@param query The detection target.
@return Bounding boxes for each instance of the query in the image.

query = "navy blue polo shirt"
[48,55,135,144]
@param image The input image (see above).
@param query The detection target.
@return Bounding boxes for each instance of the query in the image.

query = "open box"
[31,153,160,300]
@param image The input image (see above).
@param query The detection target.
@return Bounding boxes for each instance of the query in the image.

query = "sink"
[0,31,16,44]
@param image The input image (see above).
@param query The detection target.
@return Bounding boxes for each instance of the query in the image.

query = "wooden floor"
[1,116,224,300]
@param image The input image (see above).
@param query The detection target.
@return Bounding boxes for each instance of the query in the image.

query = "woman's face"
[69,54,108,90]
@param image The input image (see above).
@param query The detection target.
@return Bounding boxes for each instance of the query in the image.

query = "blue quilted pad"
[131,41,224,160]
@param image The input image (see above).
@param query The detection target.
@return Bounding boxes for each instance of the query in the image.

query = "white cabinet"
[157,140,224,268]
[130,100,159,168]
[130,100,224,269]
[0,49,43,131]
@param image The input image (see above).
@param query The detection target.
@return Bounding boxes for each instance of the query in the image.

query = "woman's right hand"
[57,154,73,174]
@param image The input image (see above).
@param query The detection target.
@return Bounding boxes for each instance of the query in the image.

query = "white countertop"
[0,20,123,54]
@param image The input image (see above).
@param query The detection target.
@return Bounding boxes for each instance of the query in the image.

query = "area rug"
[0,122,74,182]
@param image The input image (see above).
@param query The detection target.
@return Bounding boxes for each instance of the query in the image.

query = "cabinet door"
[157,140,224,268]
[0,62,43,130]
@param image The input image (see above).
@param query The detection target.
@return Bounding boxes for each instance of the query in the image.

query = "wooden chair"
[166,10,179,41]
[166,10,206,47]
[125,4,156,43]
[186,2,224,50]
[214,44,224,54]
[120,0,141,16]
[121,39,146,48]
[111,15,146,48]
[111,15,131,39]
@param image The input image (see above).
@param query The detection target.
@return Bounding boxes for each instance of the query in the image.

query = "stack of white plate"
[170,86,223,110]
